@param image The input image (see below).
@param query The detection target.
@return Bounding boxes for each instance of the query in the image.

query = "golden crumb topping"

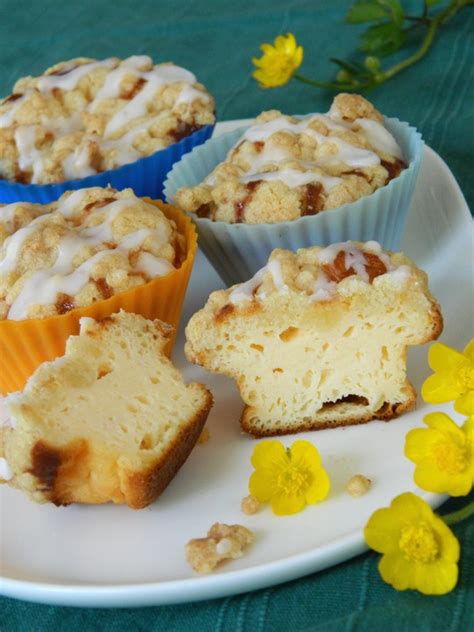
[0,56,215,184]
[175,93,405,224]
[0,187,184,320]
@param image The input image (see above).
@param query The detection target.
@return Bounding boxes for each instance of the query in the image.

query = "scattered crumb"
[346,474,372,497]
[198,427,210,444]
[241,494,260,515]
[185,522,254,574]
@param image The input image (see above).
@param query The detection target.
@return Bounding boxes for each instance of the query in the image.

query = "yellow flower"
[252,33,303,88]
[405,413,474,496]
[422,340,474,415]
[364,492,460,595]
[249,439,330,515]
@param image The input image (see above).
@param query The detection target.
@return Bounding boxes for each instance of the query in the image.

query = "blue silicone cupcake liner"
[0,124,215,204]
[164,117,423,287]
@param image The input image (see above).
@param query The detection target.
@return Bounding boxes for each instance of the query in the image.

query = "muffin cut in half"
[0,310,213,508]
[185,242,442,436]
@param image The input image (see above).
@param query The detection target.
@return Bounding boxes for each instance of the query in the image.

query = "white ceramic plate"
[0,121,472,608]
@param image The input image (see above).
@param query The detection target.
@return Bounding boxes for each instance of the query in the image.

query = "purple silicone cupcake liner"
[0,123,215,204]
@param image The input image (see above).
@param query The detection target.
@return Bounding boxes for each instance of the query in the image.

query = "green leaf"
[425,0,442,6]
[346,1,388,23]
[378,0,404,25]
[360,22,406,56]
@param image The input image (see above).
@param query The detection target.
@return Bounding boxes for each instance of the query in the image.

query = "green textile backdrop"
[0,1,473,630]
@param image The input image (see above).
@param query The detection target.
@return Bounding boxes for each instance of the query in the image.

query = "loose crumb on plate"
[185,522,254,574]
[241,494,260,515]
[346,474,372,497]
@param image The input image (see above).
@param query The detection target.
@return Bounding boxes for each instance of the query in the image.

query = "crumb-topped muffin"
[185,241,442,435]
[0,187,185,320]
[0,55,215,184]
[175,94,405,223]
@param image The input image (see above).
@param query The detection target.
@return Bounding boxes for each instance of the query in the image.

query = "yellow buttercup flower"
[422,340,474,415]
[364,492,460,595]
[405,413,474,496]
[252,33,303,88]
[249,439,330,515]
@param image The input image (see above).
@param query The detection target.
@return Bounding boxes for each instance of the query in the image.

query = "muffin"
[0,55,215,201]
[164,94,422,285]
[0,311,213,508]
[0,186,198,393]
[185,241,442,436]
[175,94,404,223]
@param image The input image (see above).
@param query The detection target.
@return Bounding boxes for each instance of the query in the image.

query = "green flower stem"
[293,73,361,92]
[293,0,472,92]
[382,0,472,83]
[442,500,474,526]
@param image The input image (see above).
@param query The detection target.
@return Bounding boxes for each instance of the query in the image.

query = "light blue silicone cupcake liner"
[164,117,423,286]
[0,124,215,204]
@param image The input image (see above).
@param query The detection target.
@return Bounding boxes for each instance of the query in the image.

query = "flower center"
[399,523,440,563]
[432,440,468,475]
[276,465,310,495]
[457,365,474,391]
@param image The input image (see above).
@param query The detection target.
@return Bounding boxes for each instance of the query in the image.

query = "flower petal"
[404,427,441,463]
[271,491,305,516]
[290,440,322,469]
[421,371,463,404]
[414,459,472,496]
[378,553,416,591]
[304,467,330,504]
[423,412,465,437]
[463,339,474,360]
[364,507,403,553]
[251,440,287,470]
[432,514,460,563]
[414,560,458,595]
[249,470,275,502]
[428,342,465,372]
[455,390,474,416]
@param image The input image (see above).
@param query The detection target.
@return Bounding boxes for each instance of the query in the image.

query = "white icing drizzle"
[267,259,288,293]
[0,457,12,481]
[104,63,197,137]
[0,213,51,273]
[382,264,411,286]
[240,168,342,190]
[355,118,403,160]
[0,395,15,429]
[235,107,403,194]
[4,197,173,320]
[0,93,28,128]
[136,252,173,278]
[37,58,118,92]
[14,126,46,183]
[0,203,23,231]
[56,189,89,218]
[89,55,152,108]
[310,270,337,302]
[61,144,97,180]
[229,266,267,304]
[174,84,211,107]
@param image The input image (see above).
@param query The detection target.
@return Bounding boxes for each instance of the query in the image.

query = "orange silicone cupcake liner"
[0,200,197,395]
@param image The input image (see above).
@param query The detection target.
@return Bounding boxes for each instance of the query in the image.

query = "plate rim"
[0,123,471,608]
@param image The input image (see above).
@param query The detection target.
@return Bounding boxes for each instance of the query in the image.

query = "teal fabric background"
[0,1,473,629]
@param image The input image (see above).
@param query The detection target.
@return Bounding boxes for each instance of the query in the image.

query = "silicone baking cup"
[0,124,214,204]
[164,118,423,286]
[0,200,197,395]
